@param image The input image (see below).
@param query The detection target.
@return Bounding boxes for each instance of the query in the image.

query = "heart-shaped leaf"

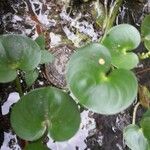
[141,14,150,51]
[66,43,138,115]
[140,109,150,141]
[102,24,140,69]
[0,34,41,71]
[123,124,149,150]
[11,87,80,141]
[25,69,39,87]
[0,42,17,82]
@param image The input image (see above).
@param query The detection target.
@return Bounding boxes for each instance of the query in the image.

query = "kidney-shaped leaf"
[102,24,140,69]
[123,124,149,150]
[141,14,150,51]
[0,34,41,71]
[66,43,138,115]
[11,87,80,141]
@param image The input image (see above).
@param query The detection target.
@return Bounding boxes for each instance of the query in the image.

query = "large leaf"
[140,109,150,141]
[66,43,138,115]
[11,87,80,141]
[123,124,149,150]
[102,24,140,69]
[0,34,41,71]
[141,14,150,51]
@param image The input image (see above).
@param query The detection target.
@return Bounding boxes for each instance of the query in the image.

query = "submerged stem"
[132,102,140,125]
[15,76,23,97]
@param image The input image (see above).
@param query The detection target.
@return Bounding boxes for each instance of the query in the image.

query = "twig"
[136,67,150,75]
[132,102,140,125]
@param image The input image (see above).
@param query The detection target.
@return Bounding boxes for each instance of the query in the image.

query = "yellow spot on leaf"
[98,58,105,65]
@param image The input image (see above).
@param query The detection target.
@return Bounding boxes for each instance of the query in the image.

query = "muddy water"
[0,0,150,150]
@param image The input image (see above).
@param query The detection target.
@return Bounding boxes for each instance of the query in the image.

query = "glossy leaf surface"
[123,124,149,150]
[66,43,138,114]
[0,34,41,71]
[141,14,150,51]
[11,87,80,141]
[102,24,140,69]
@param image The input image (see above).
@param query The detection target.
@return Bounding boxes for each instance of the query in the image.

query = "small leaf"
[25,69,39,87]
[66,43,138,115]
[11,87,80,141]
[102,24,141,69]
[123,124,149,150]
[40,50,54,64]
[141,14,150,51]
[141,109,150,141]
[35,34,45,50]
[0,42,17,82]
[25,140,49,150]
[0,34,41,71]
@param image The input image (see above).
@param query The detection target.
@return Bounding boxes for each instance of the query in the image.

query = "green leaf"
[66,43,138,115]
[111,52,139,70]
[40,50,54,64]
[141,14,150,51]
[11,87,80,141]
[141,109,150,141]
[25,140,49,150]
[123,124,149,150]
[102,24,141,69]
[0,34,41,71]
[0,41,7,65]
[0,66,17,83]
[35,35,45,50]
[25,69,39,87]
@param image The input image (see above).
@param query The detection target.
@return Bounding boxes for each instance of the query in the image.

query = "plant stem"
[136,67,150,75]
[100,0,123,42]
[15,76,23,97]
[132,102,140,125]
